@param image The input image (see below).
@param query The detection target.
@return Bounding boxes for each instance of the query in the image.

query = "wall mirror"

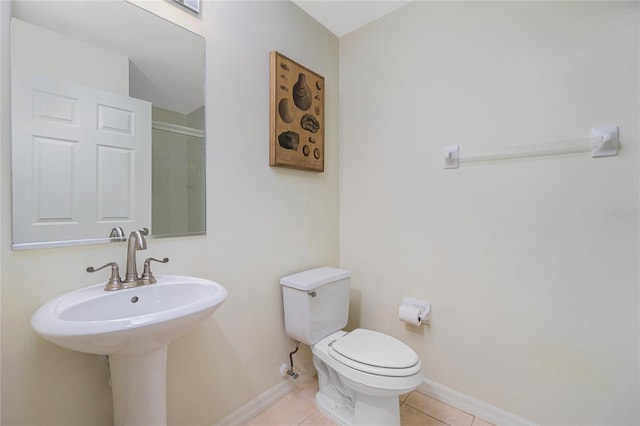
[10,0,206,249]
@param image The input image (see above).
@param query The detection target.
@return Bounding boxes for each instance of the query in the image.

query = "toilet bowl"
[280,267,424,426]
[312,329,423,426]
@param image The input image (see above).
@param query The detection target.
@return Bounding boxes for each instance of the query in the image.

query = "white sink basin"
[31,274,228,355]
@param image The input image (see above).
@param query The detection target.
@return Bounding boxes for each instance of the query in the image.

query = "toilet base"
[352,392,400,426]
[315,382,401,426]
[316,388,353,425]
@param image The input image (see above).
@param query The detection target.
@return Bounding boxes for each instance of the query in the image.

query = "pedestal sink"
[31,275,228,426]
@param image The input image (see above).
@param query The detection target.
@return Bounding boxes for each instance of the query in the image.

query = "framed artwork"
[270,51,325,172]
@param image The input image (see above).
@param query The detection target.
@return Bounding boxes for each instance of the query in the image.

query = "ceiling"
[292,0,412,37]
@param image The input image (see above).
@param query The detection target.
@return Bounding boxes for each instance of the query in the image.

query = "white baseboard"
[416,379,536,426]
[214,364,317,426]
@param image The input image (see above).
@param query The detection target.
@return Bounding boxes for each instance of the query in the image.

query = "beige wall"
[340,2,639,425]
[1,1,339,424]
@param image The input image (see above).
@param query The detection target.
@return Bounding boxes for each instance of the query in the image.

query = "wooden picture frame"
[270,51,325,172]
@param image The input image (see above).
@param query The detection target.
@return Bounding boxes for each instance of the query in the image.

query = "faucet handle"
[140,257,169,285]
[139,227,149,236]
[87,262,123,291]
[109,227,126,242]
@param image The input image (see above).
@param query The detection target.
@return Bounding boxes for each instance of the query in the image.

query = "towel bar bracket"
[591,125,619,158]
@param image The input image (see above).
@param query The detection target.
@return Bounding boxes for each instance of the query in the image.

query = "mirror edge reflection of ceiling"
[11,0,205,115]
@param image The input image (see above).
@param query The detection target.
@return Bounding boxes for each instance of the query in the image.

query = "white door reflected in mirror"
[12,69,152,245]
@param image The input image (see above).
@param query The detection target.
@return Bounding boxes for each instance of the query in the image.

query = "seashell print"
[316,81,322,90]
[293,73,312,111]
[301,114,320,133]
[315,106,321,115]
[313,148,321,159]
[280,85,288,92]
[280,62,290,71]
[278,98,294,123]
[278,131,299,151]
[308,137,315,144]
[303,145,310,157]
[280,74,288,81]
[314,95,321,100]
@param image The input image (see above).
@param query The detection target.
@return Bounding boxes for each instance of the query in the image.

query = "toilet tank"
[280,267,351,345]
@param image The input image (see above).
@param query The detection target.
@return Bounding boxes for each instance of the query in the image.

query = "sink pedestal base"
[110,347,168,426]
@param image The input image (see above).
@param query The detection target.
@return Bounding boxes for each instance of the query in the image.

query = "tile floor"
[247,377,495,426]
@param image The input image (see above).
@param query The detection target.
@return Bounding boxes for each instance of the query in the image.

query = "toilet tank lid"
[280,267,351,291]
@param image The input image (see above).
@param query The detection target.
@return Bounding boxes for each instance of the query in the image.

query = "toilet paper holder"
[400,297,431,325]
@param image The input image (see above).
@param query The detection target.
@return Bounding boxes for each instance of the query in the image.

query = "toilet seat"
[329,329,421,377]
[313,330,424,396]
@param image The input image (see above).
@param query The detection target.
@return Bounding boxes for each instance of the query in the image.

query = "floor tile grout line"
[404,402,454,426]
[297,411,314,426]
[405,389,479,426]
[404,389,477,426]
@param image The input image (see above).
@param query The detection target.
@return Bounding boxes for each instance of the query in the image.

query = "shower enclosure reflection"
[152,108,205,237]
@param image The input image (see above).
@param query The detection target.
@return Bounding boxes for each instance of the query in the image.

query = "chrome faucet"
[123,230,147,287]
[87,228,169,291]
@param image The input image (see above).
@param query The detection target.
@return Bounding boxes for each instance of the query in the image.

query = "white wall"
[1,1,339,424]
[340,2,639,425]
[11,18,129,96]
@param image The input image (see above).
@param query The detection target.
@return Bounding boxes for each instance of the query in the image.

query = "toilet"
[280,267,423,426]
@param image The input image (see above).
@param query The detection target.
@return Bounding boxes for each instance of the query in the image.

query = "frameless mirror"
[10,0,206,249]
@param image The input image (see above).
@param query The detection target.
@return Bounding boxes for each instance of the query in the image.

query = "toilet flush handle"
[307,290,316,297]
